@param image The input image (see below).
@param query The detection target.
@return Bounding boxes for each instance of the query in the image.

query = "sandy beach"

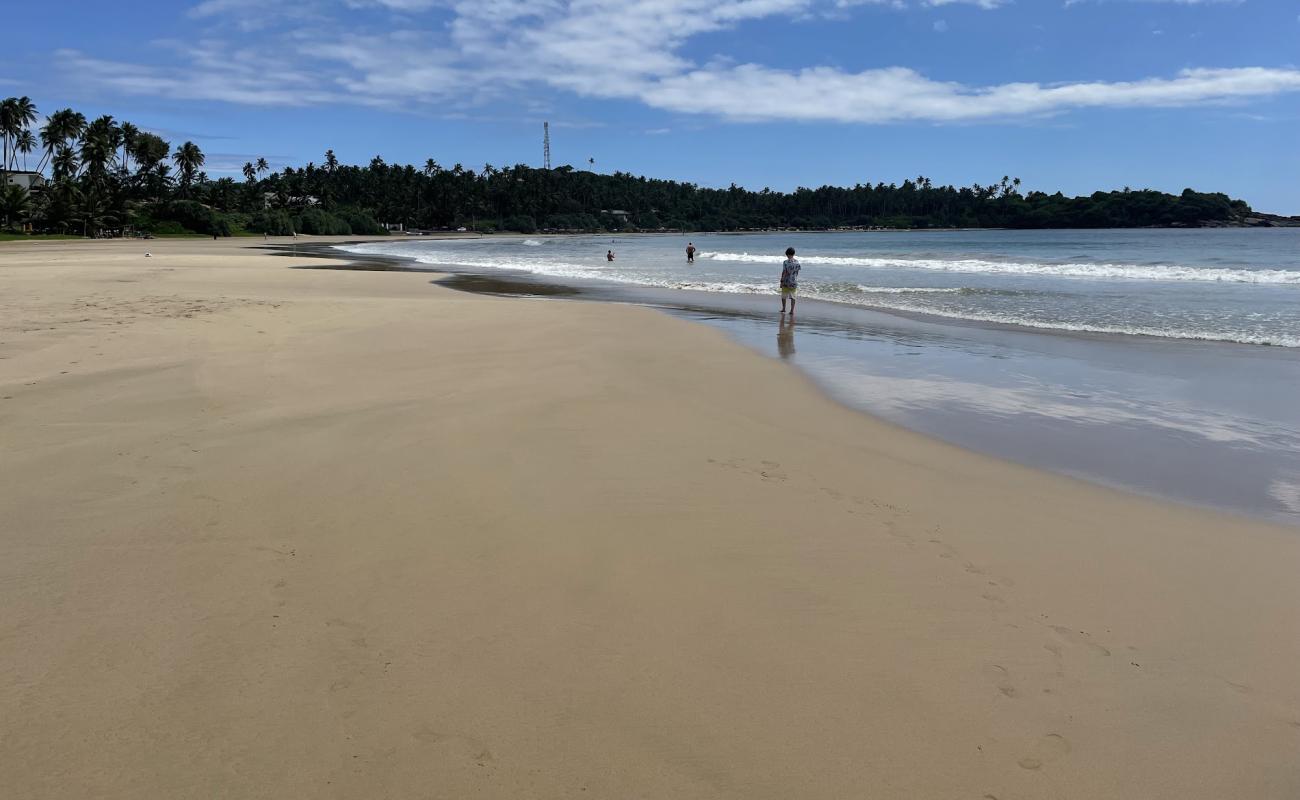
[2,237,1297,799]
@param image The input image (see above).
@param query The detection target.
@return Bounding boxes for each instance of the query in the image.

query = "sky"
[3,0,1299,212]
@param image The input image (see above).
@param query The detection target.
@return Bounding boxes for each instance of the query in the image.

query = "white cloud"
[53,0,1300,124]
[640,65,1300,123]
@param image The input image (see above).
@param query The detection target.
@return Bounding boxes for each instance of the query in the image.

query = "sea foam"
[703,252,1300,284]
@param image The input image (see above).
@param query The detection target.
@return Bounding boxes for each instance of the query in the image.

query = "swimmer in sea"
[607,249,615,262]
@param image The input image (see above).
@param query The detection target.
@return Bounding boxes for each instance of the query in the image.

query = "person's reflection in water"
[777,316,796,360]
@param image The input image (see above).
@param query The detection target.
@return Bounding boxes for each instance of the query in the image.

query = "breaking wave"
[702,251,1300,284]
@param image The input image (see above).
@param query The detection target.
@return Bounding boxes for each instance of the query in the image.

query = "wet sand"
[2,237,1298,799]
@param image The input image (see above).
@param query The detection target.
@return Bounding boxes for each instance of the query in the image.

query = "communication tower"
[543,121,551,170]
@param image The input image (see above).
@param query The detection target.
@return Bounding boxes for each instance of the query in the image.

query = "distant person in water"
[780,246,800,316]
[607,249,615,262]
[686,242,696,264]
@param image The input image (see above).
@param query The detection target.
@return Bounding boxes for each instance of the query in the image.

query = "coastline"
[2,237,1298,798]
[317,237,1300,523]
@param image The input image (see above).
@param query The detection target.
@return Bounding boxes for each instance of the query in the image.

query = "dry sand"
[2,236,1297,799]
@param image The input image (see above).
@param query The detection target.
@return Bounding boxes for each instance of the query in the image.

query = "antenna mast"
[543,121,552,170]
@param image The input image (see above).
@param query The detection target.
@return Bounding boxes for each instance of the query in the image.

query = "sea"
[335,229,1300,524]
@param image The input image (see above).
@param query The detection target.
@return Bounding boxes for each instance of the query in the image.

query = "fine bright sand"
[1,237,1298,799]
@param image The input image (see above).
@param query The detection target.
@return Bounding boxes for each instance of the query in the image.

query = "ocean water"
[335,230,1300,523]
[343,229,1300,348]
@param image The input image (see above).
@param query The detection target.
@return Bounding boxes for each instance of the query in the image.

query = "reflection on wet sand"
[309,252,1300,524]
[777,317,796,359]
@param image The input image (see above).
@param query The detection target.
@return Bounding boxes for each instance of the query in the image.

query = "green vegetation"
[0,95,1272,239]
[0,96,391,240]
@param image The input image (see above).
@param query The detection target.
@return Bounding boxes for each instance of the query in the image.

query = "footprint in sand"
[1018,733,1071,770]
[412,727,495,767]
[1050,625,1111,657]
[928,539,985,575]
[982,592,1007,608]
[707,457,788,482]
[985,664,1018,698]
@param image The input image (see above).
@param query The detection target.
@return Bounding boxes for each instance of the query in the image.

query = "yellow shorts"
[781,287,797,297]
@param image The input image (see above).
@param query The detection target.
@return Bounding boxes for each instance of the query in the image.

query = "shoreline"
[311,238,1300,524]
[3,237,1298,798]
[325,234,1300,350]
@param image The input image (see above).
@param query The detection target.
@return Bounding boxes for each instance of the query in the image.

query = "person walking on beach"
[780,246,800,316]
[686,242,696,264]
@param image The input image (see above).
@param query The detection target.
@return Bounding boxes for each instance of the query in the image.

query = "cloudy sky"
[4,0,1299,211]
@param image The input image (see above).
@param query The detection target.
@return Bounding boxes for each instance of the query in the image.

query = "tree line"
[1,95,1260,238]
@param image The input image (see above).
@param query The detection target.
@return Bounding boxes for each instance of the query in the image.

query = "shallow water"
[333,231,1300,524]
[344,229,1300,348]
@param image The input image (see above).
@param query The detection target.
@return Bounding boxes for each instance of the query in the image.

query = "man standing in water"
[780,246,800,316]
[686,242,696,264]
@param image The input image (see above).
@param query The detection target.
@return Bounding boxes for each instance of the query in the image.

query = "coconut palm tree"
[0,98,15,175]
[130,132,169,174]
[73,189,118,237]
[2,96,38,172]
[79,116,121,185]
[212,177,237,210]
[242,161,256,183]
[0,184,31,229]
[255,157,268,177]
[173,140,205,196]
[52,146,78,182]
[119,122,139,174]
[324,149,338,173]
[37,108,87,174]
[16,130,35,171]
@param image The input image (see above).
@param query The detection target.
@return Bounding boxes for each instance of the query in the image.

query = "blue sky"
[4,0,1299,212]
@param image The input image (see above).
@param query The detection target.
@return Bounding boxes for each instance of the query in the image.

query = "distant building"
[2,171,47,191]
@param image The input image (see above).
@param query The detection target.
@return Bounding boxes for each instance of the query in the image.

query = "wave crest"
[702,251,1300,285]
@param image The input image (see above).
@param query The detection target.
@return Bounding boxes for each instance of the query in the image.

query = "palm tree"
[172,141,205,196]
[2,97,37,172]
[324,149,338,173]
[52,146,78,182]
[79,116,121,185]
[255,157,268,177]
[73,189,118,237]
[146,162,173,202]
[0,184,31,230]
[0,98,16,175]
[129,132,169,174]
[37,108,87,174]
[242,161,256,183]
[16,130,35,171]
[119,122,139,174]
[42,177,82,233]
[212,177,237,210]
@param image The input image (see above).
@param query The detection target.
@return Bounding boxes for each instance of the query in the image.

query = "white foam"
[1268,477,1300,514]
[521,239,543,246]
[334,243,1300,348]
[702,251,1300,285]
[854,285,963,294]
[829,297,1300,348]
